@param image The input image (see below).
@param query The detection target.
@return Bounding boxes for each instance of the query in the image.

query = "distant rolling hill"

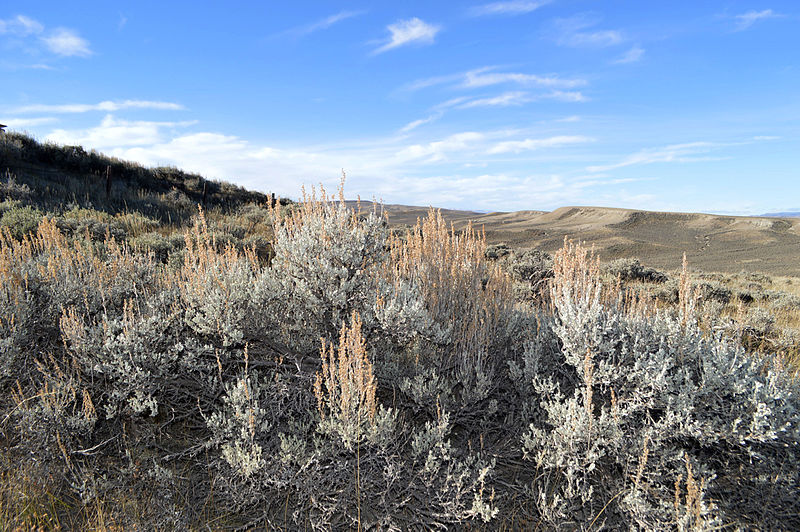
[360,203,800,276]
[761,211,800,218]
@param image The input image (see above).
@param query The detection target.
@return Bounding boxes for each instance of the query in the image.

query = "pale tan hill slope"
[354,202,800,275]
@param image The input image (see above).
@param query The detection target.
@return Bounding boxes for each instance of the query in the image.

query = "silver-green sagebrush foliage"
[0,186,798,530]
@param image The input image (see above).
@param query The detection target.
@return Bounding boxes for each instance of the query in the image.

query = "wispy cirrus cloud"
[399,113,443,133]
[0,15,92,57]
[613,45,644,64]
[372,18,441,54]
[278,10,365,38]
[587,141,728,172]
[452,89,586,108]
[462,66,586,89]
[403,66,586,92]
[41,28,91,56]
[0,15,44,36]
[459,91,533,108]
[468,1,551,17]
[488,135,594,154]
[733,9,780,31]
[552,14,623,47]
[9,99,185,114]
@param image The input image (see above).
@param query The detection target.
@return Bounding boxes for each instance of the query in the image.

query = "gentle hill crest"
[359,202,800,275]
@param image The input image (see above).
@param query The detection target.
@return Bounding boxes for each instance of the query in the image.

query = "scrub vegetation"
[0,133,798,530]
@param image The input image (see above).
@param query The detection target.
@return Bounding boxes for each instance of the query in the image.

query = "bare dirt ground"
[358,202,800,276]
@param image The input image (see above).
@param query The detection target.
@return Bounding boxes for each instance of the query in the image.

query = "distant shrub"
[130,231,174,262]
[743,307,776,337]
[0,204,42,239]
[742,271,772,284]
[693,279,732,304]
[604,257,668,283]
[735,288,756,304]
[485,242,511,259]
[0,173,32,201]
[769,292,800,312]
[507,248,553,304]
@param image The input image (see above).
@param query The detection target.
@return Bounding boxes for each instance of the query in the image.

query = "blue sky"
[1,1,798,214]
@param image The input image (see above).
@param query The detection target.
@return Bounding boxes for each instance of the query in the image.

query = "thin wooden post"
[105,166,111,200]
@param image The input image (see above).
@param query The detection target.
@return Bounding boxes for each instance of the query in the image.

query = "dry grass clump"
[314,311,378,445]
[381,208,518,411]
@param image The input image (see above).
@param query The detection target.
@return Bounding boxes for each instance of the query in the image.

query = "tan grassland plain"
[361,202,800,276]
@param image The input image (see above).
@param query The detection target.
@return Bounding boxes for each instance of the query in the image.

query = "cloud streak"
[373,18,440,54]
[468,1,551,17]
[403,66,586,92]
[0,15,44,36]
[587,142,726,172]
[488,135,594,154]
[9,100,185,114]
[462,67,586,89]
[733,9,779,31]
[613,45,644,64]
[552,15,623,47]
[280,10,365,38]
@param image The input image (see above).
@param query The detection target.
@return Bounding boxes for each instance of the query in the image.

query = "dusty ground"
[356,202,800,276]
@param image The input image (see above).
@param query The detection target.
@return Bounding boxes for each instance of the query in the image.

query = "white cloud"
[373,18,440,54]
[613,45,644,64]
[459,91,533,108]
[468,1,551,16]
[280,10,365,38]
[0,15,44,35]
[4,117,59,129]
[45,115,197,148]
[544,90,587,102]
[396,132,486,162]
[556,115,581,122]
[27,114,646,212]
[553,15,623,47]
[435,88,585,110]
[488,135,594,154]
[0,15,92,58]
[9,100,185,114]
[734,9,779,31]
[41,28,92,56]
[462,66,586,89]
[587,141,726,172]
[0,15,44,37]
[399,113,442,133]
[403,66,585,92]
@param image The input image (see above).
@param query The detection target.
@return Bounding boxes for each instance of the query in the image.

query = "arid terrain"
[369,202,800,276]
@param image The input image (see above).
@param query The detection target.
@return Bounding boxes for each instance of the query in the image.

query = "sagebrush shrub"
[520,240,799,529]
[266,185,388,353]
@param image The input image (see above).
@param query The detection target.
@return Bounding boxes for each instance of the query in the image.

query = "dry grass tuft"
[314,311,377,428]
